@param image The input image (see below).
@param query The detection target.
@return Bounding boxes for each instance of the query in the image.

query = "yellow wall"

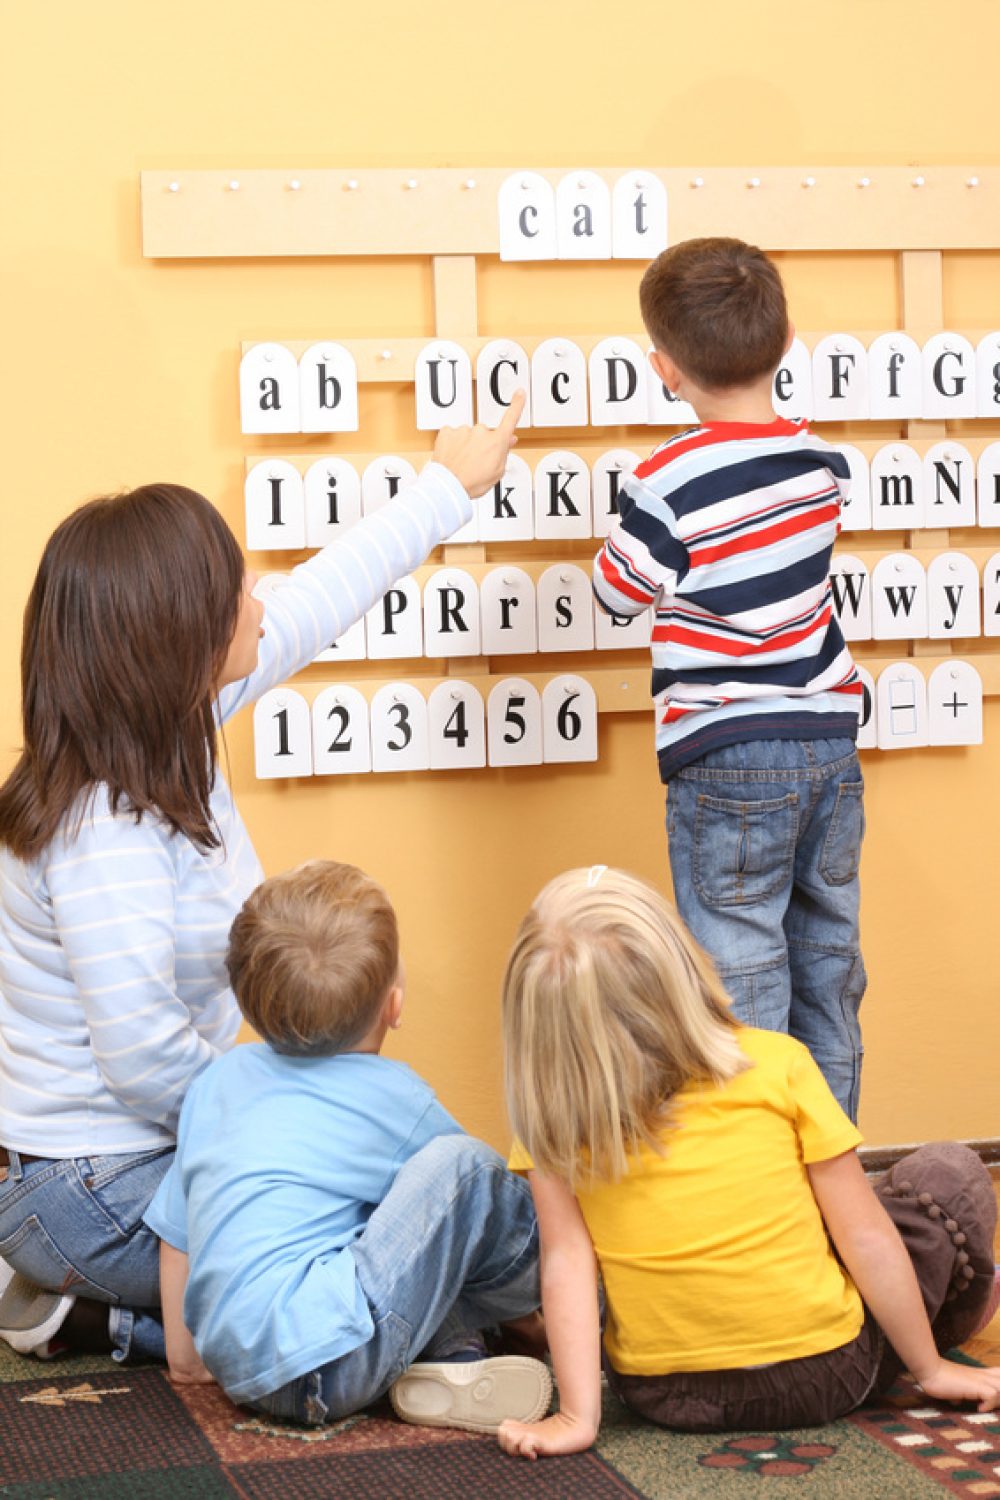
[4,0,1000,1148]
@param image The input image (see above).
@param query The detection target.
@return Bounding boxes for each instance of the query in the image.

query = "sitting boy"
[143,859,550,1431]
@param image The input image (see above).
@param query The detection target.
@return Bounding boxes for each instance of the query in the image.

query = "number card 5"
[312,686,371,775]
[487,679,543,767]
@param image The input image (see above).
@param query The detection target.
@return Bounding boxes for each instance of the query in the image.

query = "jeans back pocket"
[693,791,798,909]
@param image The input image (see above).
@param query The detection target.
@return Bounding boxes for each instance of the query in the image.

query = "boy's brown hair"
[227,860,399,1056]
[639,237,788,392]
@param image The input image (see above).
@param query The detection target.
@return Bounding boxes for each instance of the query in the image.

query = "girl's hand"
[166,1349,215,1386]
[498,1410,597,1460]
[914,1357,1000,1411]
[432,391,525,497]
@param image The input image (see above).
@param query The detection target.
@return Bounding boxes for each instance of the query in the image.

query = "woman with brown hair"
[0,402,522,1364]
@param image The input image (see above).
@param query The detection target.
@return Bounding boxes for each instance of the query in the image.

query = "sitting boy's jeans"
[666,736,865,1121]
[248,1134,540,1427]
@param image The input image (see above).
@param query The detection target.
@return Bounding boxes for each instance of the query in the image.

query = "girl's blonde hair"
[502,867,749,1184]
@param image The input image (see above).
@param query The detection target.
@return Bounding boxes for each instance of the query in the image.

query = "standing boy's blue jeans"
[249,1134,541,1427]
[0,1147,170,1360]
[666,737,866,1121]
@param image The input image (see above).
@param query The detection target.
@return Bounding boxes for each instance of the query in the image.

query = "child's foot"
[0,1269,74,1357]
[389,1356,552,1434]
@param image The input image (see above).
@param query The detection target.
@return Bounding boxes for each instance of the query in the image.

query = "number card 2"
[428,682,486,769]
[487,679,543,767]
[370,683,430,772]
[253,689,313,778]
[312,686,371,775]
[542,675,598,763]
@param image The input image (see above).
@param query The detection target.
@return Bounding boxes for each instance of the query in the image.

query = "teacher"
[0,398,523,1363]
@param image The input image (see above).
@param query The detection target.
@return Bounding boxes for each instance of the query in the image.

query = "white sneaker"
[0,1271,74,1356]
[390,1356,552,1434]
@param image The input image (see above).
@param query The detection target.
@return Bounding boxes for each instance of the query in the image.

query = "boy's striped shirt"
[593,419,861,781]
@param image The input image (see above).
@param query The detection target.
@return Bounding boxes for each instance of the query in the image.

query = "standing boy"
[593,237,865,1121]
[143,860,550,1430]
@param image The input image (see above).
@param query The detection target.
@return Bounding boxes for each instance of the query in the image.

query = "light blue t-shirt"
[144,1044,463,1402]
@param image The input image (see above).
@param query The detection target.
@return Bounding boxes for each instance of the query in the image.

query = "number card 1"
[312,686,371,775]
[253,689,313,778]
[542,675,599,763]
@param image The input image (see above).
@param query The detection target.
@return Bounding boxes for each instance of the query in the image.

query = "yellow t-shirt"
[509,1027,864,1376]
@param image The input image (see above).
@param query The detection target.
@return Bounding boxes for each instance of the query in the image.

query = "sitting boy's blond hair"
[226,860,399,1056]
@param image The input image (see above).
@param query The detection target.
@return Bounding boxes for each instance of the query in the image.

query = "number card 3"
[370,683,430,772]
[542,675,599,763]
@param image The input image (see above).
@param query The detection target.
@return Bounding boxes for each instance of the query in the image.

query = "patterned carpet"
[4,1338,1000,1499]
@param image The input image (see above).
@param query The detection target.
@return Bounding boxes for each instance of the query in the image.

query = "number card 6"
[312,686,371,775]
[541,675,599,763]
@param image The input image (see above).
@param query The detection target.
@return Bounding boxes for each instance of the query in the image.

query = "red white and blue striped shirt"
[593,418,861,781]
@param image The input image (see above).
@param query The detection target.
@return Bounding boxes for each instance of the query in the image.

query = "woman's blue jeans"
[666,736,866,1122]
[250,1134,541,1427]
[0,1147,170,1360]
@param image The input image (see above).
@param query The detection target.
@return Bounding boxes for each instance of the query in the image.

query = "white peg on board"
[867,332,922,420]
[811,335,869,422]
[476,339,532,428]
[537,565,595,652]
[298,342,359,433]
[480,567,538,655]
[245,461,306,551]
[240,343,300,434]
[854,665,877,751]
[364,574,424,660]
[311,685,371,775]
[927,661,983,746]
[876,663,928,751]
[498,172,557,261]
[541,675,599,763]
[981,551,1000,638]
[975,332,1000,418]
[922,333,976,419]
[478,453,535,543]
[772,337,814,419]
[531,339,589,427]
[870,445,924,531]
[370,684,430,773]
[304,457,362,547]
[834,445,871,533]
[487,678,544,767]
[591,449,641,538]
[594,603,651,650]
[414,340,474,431]
[588,337,648,426]
[647,348,699,426]
[829,555,872,641]
[253,689,313,779]
[611,171,668,259]
[871,554,928,640]
[922,442,975,529]
[977,443,1000,527]
[555,171,612,260]
[533,452,592,540]
[423,569,482,658]
[313,615,367,663]
[927,552,981,639]
[361,456,418,515]
[428,681,486,770]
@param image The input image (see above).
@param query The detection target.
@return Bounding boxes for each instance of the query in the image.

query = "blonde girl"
[499,866,1000,1459]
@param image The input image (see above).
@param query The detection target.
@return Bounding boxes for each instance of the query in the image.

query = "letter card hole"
[812,335,869,422]
[498,172,557,261]
[589,338,647,426]
[362,456,418,516]
[365,576,424,660]
[531,340,588,427]
[478,453,534,543]
[423,569,482,658]
[612,171,667,259]
[477,339,532,428]
[299,342,359,433]
[922,443,975,529]
[415,341,474,431]
[872,554,928,640]
[592,449,641,538]
[555,171,611,260]
[428,681,487,770]
[927,553,981,640]
[240,343,300,434]
[534,451,592,540]
[312,686,371,775]
[871,445,924,532]
[370,683,430,773]
[542,675,599,763]
[304,458,362,548]
[245,461,306,551]
[254,688,313,779]
[923,333,976,420]
[868,333,922,420]
[876,663,928,751]
[487,678,543,767]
